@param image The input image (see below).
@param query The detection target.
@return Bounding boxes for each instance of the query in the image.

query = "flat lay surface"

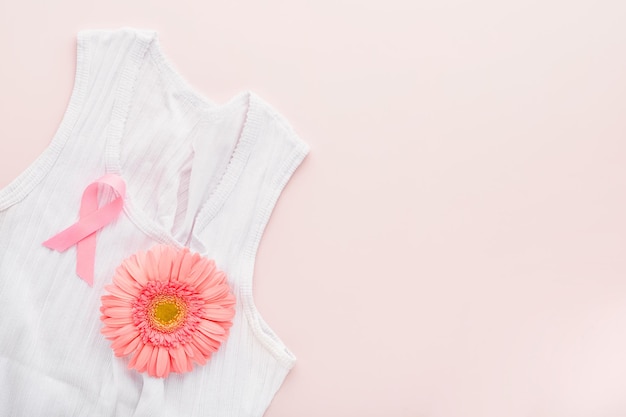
[1,0,626,416]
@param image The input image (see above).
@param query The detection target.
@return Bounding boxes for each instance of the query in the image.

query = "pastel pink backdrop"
[1,1,626,416]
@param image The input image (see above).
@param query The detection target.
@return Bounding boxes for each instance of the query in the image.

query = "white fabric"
[0,27,308,417]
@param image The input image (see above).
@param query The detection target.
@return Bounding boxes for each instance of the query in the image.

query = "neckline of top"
[0,31,91,211]
[104,28,262,250]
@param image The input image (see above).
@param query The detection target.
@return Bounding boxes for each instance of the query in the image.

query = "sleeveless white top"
[0,27,308,417]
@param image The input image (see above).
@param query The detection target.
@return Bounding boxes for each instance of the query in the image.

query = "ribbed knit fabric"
[0,27,309,417]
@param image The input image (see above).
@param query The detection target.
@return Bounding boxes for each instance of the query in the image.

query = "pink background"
[2,1,626,415]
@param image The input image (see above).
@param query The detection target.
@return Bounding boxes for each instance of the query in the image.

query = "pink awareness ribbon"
[43,174,126,286]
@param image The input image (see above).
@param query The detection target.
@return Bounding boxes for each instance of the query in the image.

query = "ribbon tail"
[76,180,100,287]
[76,232,96,286]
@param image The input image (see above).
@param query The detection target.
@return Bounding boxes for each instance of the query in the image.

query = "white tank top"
[0,27,309,417]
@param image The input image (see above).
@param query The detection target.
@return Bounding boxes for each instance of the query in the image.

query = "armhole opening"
[239,133,309,369]
[0,29,90,210]
[241,288,297,369]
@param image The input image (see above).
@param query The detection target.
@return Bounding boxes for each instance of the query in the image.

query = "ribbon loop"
[43,174,126,286]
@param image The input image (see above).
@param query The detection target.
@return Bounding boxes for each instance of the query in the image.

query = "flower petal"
[122,335,142,356]
[197,282,230,301]
[102,323,137,338]
[169,247,185,281]
[101,295,131,308]
[131,342,153,373]
[145,249,161,281]
[186,259,215,288]
[102,307,133,319]
[177,251,195,282]
[197,268,225,289]
[192,335,217,356]
[113,269,141,296]
[169,346,183,373]
[125,252,148,286]
[148,344,160,376]
[157,246,174,280]
[182,342,195,358]
[104,285,135,301]
[198,319,226,336]
[156,347,170,378]
[189,342,208,365]
[197,332,222,350]
[111,330,140,355]
[102,316,134,326]
[202,306,235,322]
[184,353,194,372]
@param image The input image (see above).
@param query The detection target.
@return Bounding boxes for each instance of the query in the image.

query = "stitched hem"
[239,135,310,369]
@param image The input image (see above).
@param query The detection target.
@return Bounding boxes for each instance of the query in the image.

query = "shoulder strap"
[194,94,310,284]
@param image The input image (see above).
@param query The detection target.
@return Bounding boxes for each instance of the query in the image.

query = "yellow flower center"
[149,296,186,332]
[154,300,180,324]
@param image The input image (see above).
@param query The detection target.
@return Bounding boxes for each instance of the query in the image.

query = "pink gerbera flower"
[100,245,235,378]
